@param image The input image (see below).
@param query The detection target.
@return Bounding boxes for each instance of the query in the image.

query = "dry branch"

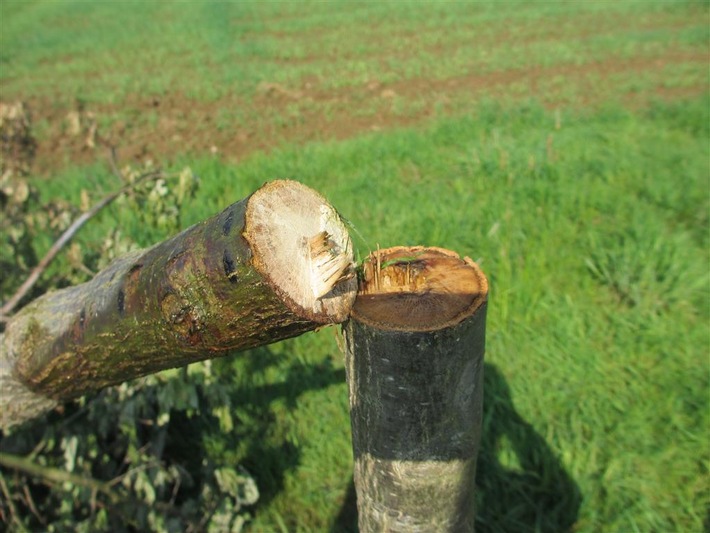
[0,169,163,320]
[343,246,488,532]
[1,180,356,430]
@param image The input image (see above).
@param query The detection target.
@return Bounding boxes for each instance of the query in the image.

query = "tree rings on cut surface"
[353,246,488,331]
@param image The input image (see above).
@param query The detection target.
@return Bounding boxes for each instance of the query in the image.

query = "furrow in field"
[26,50,708,175]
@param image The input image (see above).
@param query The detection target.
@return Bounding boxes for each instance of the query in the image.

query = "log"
[1,180,357,430]
[343,246,488,532]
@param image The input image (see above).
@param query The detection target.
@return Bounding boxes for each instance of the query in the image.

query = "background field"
[1,1,709,532]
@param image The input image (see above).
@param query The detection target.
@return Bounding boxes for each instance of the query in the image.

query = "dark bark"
[343,247,488,532]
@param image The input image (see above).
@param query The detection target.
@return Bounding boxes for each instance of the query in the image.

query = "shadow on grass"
[209,347,348,512]
[331,363,581,533]
[474,364,581,532]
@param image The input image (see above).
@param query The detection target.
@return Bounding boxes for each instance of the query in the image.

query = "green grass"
[1,1,706,103]
[29,97,710,532]
[4,0,706,183]
[2,0,709,531]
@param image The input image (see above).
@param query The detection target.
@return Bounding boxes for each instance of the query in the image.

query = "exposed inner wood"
[353,246,488,331]
[244,180,357,322]
[308,230,355,299]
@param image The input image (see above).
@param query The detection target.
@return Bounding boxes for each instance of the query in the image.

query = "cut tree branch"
[1,180,356,430]
[343,246,488,532]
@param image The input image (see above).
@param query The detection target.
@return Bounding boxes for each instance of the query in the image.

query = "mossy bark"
[1,180,356,430]
[343,247,488,532]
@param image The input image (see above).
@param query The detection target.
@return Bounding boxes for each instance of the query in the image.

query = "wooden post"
[1,180,357,429]
[343,246,488,532]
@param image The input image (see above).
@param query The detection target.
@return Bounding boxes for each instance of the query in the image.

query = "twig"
[0,169,163,320]
[0,451,121,505]
[107,459,160,488]
[22,483,44,526]
[0,469,29,533]
[0,450,189,526]
[107,145,123,182]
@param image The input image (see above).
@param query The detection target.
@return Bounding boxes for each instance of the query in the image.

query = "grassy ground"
[2,1,708,173]
[2,1,709,531]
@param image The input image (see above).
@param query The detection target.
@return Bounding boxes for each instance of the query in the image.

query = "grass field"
[1,1,709,532]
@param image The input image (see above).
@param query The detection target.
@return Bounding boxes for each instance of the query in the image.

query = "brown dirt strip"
[261,15,700,66]
[24,51,708,177]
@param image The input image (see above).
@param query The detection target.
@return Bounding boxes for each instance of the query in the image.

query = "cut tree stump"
[343,246,488,532]
[1,180,357,430]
